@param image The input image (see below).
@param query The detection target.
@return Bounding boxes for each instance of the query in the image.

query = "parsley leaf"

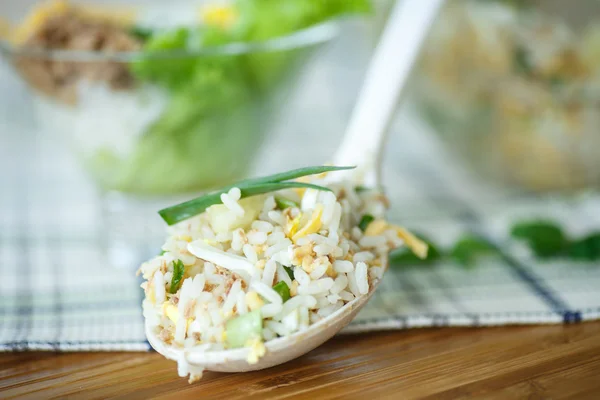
[169,259,185,294]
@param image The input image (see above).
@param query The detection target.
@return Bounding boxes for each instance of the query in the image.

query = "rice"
[139,174,425,382]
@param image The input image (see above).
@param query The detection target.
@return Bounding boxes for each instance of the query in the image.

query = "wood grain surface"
[2,322,600,399]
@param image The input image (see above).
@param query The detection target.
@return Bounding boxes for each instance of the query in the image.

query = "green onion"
[355,185,370,193]
[159,165,354,225]
[283,266,294,280]
[159,250,167,256]
[275,196,299,210]
[169,259,185,294]
[272,281,291,302]
[225,310,263,348]
[358,214,375,232]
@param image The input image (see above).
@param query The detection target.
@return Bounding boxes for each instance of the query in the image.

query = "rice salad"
[138,166,426,382]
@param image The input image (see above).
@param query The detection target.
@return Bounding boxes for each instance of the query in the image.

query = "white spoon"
[146,0,445,374]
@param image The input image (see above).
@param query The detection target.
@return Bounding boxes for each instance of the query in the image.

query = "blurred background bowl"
[409,0,600,193]
[0,0,342,196]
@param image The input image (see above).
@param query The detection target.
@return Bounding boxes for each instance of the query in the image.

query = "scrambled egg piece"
[245,291,264,311]
[292,205,323,242]
[365,219,428,260]
[163,302,179,324]
[364,219,388,236]
[286,213,303,238]
[246,337,266,364]
[392,225,428,260]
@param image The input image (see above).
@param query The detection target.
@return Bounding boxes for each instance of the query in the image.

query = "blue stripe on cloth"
[403,156,580,323]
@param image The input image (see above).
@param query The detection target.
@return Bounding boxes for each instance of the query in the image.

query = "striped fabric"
[1,57,599,352]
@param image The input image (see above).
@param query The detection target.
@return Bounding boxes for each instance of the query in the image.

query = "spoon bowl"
[146,276,382,372]
[146,0,444,374]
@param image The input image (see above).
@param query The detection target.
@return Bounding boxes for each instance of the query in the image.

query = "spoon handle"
[333,0,445,186]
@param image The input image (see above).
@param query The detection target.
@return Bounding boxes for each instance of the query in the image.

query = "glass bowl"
[0,0,340,196]
[0,0,349,268]
[410,0,600,193]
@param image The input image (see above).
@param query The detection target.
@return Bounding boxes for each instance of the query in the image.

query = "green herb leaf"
[450,235,496,267]
[283,266,294,280]
[389,234,441,267]
[272,281,291,302]
[510,220,567,258]
[158,166,354,225]
[565,233,600,261]
[358,214,374,232]
[169,259,185,294]
[159,250,167,256]
[355,185,370,193]
[275,196,299,210]
[225,310,263,348]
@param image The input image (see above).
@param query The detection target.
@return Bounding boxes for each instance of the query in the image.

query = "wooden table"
[2,322,599,399]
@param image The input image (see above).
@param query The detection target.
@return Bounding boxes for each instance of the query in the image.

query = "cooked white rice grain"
[330,274,348,294]
[327,293,341,304]
[359,235,387,248]
[277,263,293,286]
[293,267,311,286]
[228,187,241,201]
[265,320,289,337]
[317,301,344,318]
[297,278,334,296]
[353,251,375,263]
[262,327,275,341]
[247,230,268,245]
[223,280,242,315]
[355,262,369,295]
[346,270,361,297]
[236,291,247,315]
[282,309,299,332]
[251,281,283,305]
[252,220,274,233]
[309,261,329,280]
[242,243,258,264]
[280,295,317,317]
[338,290,355,302]
[220,191,244,216]
[261,303,283,318]
[261,260,277,286]
[153,271,166,304]
[333,260,354,273]
[267,210,285,226]
[266,239,291,257]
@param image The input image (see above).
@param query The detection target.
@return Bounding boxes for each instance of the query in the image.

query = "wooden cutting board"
[2,323,600,399]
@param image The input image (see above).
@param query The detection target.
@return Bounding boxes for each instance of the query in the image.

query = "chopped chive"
[283,266,294,280]
[159,165,354,225]
[169,259,185,294]
[272,281,291,302]
[275,196,299,210]
[234,165,354,188]
[358,214,375,232]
